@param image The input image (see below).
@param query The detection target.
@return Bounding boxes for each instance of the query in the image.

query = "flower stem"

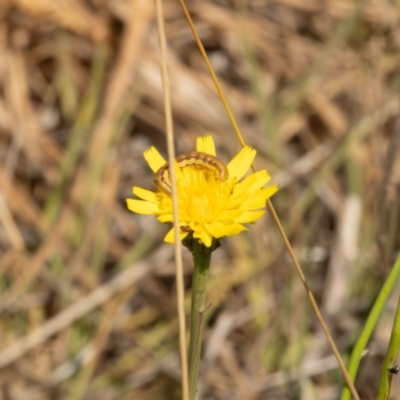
[188,240,212,400]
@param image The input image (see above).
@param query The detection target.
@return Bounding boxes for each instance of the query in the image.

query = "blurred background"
[0,0,399,399]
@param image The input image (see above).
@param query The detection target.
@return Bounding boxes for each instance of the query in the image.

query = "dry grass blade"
[154,0,189,399]
[0,0,399,398]
[0,261,152,369]
[13,0,108,42]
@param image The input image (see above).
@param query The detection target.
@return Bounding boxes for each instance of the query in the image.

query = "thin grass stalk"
[154,1,189,399]
[340,254,400,400]
[177,1,360,399]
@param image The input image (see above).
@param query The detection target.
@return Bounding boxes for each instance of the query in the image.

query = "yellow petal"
[196,135,216,156]
[195,229,212,247]
[232,174,257,198]
[126,199,159,215]
[206,221,248,238]
[164,226,188,243]
[219,210,242,220]
[132,187,158,202]
[222,223,248,236]
[206,221,226,238]
[164,227,175,243]
[260,184,279,200]
[240,185,279,210]
[240,198,266,210]
[234,170,271,197]
[144,147,166,173]
[250,170,271,189]
[158,214,173,223]
[227,146,256,180]
[235,211,265,223]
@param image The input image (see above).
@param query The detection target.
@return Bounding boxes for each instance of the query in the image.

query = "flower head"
[126,136,278,247]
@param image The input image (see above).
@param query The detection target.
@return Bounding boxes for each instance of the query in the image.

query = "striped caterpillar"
[154,151,228,194]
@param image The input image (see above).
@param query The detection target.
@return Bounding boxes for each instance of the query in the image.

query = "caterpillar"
[154,151,228,194]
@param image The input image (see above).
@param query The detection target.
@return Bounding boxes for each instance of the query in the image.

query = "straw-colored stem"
[178,1,360,399]
[155,1,189,399]
[188,241,212,400]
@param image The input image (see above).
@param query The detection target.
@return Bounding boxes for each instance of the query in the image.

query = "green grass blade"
[340,254,400,400]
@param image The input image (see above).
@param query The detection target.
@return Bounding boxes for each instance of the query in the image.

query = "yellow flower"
[126,136,278,248]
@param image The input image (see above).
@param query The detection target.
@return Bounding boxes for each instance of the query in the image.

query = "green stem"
[377,272,400,400]
[188,240,212,400]
[340,254,400,400]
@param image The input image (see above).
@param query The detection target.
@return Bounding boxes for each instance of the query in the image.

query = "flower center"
[178,166,232,225]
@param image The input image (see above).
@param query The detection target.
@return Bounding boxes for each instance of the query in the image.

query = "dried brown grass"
[0,0,399,399]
